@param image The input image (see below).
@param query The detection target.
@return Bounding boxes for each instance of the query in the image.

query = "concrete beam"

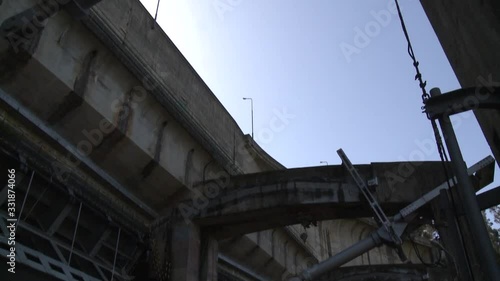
[477,185,500,210]
[190,162,492,238]
[170,222,201,281]
[190,162,493,237]
[0,106,151,232]
[47,201,73,235]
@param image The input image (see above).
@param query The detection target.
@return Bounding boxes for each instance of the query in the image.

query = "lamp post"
[320,161,328,166]
[243,97,254,140]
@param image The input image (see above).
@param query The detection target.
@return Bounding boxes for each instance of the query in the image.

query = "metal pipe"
[430,87,499,281]
[153,0,161,29]
[298,232,381,281]
[111,227,121,281]
[16,171,35,232]
[68,201,83,266]
[243,98,254,140]
[251,99,254,140]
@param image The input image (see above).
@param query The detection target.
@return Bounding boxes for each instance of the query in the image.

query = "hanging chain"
[394,0,429,103]
[394,2,475,277]
[394,0,452,183]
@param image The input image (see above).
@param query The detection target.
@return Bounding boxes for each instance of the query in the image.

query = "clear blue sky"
[139,0,499,192]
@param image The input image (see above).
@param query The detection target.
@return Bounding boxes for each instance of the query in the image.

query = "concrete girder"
[190,161,492,238]
[0,104,152,232]
[0,1,477,280]
[0,0,272,216]
[0,2,313,279]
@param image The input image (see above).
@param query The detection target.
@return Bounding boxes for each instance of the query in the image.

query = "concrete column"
[199,235,218,281]
[170,222,201,281]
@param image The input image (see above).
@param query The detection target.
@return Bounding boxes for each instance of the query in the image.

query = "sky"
[139,0,499,193]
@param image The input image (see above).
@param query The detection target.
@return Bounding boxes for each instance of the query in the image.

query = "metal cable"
[410,236,441,268]
[394,1,474,277]
[152,0,161,29]
[68,201,83,266]
[394,0,456,214]
[16,170,35,232]
[23,175,51,221]
[111,227,122,281]
[394,0,456,212]
[394,0,428,103]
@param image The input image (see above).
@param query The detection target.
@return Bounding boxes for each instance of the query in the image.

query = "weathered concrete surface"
[0,0,319,279]
[219,219,441,281]
[420,0,500,168]
[0,0,277,217]
[192,161,490,237]
[316,219,437,267]
[0,0,466,280]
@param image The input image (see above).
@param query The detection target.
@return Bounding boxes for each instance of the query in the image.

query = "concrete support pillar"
[199,235,218,281]
[170,222,201,281]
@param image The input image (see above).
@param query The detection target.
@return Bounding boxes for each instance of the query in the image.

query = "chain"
[394,1,475,277]
[394,0,453,186]
[394,0,451,182]
[394,0,429,104]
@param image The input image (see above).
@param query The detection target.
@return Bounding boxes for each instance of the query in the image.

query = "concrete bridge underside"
[1,94,471,280]
[0,0,496,281]
[190,162,492,238]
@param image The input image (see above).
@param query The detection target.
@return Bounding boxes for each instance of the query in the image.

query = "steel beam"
[50,241,68,264]
[435,189,473,280]
[0,100,153,232]
[477,185,500,210]
[424,86,500,119]
[47,202,73,236]
[0,91,158,219]
[0,211,132,280]
[293,231,383,281]
[89,227,111,257]
[430,88,499,281]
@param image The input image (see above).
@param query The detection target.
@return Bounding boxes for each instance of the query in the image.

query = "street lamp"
[242,97,254,139]
[320,161,328,166]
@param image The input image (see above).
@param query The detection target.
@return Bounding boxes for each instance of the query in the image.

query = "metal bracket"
[290,156,494,281]
[424,86,500,119]
[337,149,402,246]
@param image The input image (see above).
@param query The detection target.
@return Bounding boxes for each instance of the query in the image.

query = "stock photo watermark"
[2,0,72,53]
[384,74,500,187]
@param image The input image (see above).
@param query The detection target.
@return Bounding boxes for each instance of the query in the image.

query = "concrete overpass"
[191,162,456,238]
[0,0,495,280]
